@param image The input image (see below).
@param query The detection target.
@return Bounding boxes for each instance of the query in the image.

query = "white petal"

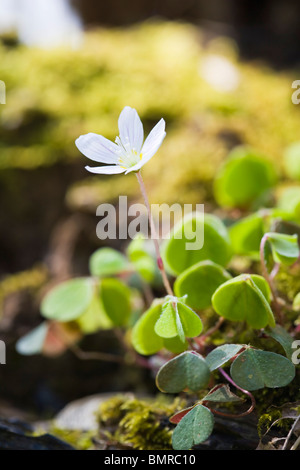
[125,118,166,173]
[85,165,126,175]
[118,106,144,153]
[76,133,119,164]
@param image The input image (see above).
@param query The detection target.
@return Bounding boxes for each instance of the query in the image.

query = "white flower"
[75,106,166,175]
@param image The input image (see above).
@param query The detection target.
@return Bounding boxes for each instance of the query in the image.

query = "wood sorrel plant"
[16,107,300,450]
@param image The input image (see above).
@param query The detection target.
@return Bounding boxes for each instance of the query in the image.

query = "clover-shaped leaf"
[293,292,300,311]
[265,325,295,360]
[202,384,243,403]
[131,301,188,356]
[16,322,49,356]
[205,344,244,371]
[283,142,300,180]
[212,274,275,329]
[100,278,131,326]
[126,236,156,282]
[89,247,130,277]
[264,232,299,266]
[230,348,296,391]
[174,261,231,310]
[163,212,231,275]
[41,278,94,322]
[213,146,277,209]
[172,405,214,450]
[156,351,211,393]
[76,295,113,333]
[229,212,265,257]
[154,296,203,342]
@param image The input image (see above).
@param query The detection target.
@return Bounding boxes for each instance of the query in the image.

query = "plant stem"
[216,367,256,418]
[194,317,224,353]
[136,170,173,297]
[260,234,283,324]
[68,343,126,364]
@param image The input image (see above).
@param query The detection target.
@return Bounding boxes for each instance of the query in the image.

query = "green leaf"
[174,261,231,310]
[154,297,203,342]
[293,292,300,311]
[131,301,187,356]
[41,278,94,322]
[283,142,300,180]
[170,406,195,424]
[212,274,275,329]
[265,232,299,265]
[163,212,232,276]
[230,349,296,391]
[89,247,130,277]
[265,325,295,360]
[205,344,244,371]
[100,278,131,327]
[202,384,243,403]
[16,322,48,356]
[76,295,112,333]
[213,146,277,209]
[172,405,214,450]
[131,302,164,355]
[277,187,300,221]
[229,212,265,257]
[156,351,210,393]
[126,236,156,282]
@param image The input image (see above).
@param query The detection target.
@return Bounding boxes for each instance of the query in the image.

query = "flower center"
[115,136,142,168]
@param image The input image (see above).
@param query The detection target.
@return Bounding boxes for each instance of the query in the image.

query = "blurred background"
[0,0,299,420]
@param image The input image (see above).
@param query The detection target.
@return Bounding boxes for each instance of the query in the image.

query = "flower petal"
[76,133,119,164]
[118,106,144,153]
[125,118,166,173]
[85,165,126,175]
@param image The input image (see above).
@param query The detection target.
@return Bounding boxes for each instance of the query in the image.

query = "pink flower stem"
[136,170,173,297]
[217,367,256,417]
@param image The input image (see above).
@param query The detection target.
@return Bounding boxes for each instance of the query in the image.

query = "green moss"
[275,265,300,302]
[253,373,300,419]
[49,427,95,450]
[97,394,186,450]
[0,265,48,317]
[257,409,283,438]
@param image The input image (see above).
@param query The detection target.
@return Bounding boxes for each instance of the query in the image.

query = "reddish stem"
[136,170,173,297]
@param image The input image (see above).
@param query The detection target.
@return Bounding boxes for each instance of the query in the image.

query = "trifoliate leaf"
[212,274,275,329]
[41,278,94,322]
[202,384,243,403]
[172,405,214,450]
[174,261,231,310]
[154,297,203,342]
[205,344,244,371]
[163,212,231,275]
[265,232,299,266]
[230,349,295,391]
[213,146,277,209]
[89,247,130,277]
[156,351,211,393]
[131,301,188,356]
[265,325,295,360]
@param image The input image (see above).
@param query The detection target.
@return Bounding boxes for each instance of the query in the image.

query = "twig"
[282,415,300,450]
[68,343,126,364]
